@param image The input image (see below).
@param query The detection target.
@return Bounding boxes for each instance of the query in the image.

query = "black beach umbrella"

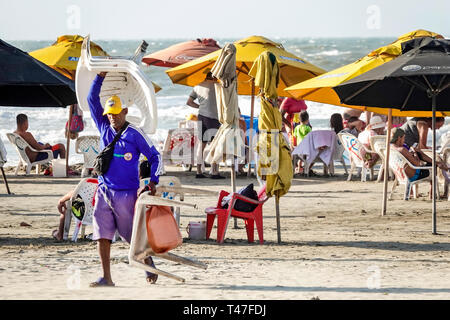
[335,37,450,234]
[0,39,77,107]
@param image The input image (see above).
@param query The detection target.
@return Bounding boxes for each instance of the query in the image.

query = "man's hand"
[137,181,157,197]
[98,72,107,78]
[57,199,67,215]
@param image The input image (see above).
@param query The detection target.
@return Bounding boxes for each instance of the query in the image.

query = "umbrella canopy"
[205,43,245,164]
[334,37,450,234]
[142,38,221,68]
[249,51,293,198]
[335,37,450,109]
[0,39,77,107]
[166,35,326,97]
[30,35,108,80]
[285,29,449,117]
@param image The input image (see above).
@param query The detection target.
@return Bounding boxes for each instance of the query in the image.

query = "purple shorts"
[92,186,137,243]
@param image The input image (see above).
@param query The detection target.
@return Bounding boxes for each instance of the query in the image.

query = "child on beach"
[293,111,312,174]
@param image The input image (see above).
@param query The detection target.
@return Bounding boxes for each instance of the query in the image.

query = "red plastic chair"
[205,184,267,244]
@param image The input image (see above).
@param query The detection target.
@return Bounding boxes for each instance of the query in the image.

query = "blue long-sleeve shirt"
[87,75,161,190]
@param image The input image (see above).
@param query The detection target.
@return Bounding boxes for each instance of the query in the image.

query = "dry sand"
[1,164,450,300]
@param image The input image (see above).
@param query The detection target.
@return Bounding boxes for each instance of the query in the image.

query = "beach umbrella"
[0,38,77,107]
[334,37,450,234]
[285,29,449,118]
[249,51,293,244]
[205,43,245,190]
[30,35,108,80]
[167,35,325,175]
[142,38,221,68]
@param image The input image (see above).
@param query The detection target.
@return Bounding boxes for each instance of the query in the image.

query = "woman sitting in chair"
[390,127,448,183]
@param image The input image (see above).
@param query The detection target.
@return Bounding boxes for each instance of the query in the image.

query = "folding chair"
[63,178,98,241]
[389,148,435,200]
[75,135,100,177]
[128,192,207,283]
[205,184,268,244]
[6,132,53,175]
[338,132,380,182]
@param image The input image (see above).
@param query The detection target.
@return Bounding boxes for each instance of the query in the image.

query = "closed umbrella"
[167,35,325,176]
[206,43,245,231]
[335,37,450,234]
[249,51,293,243]
[205,43,245,176]
[142,38,221,68]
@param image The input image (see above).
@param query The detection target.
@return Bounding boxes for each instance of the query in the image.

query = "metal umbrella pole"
[381,108,392,216]
[431,92,437,234]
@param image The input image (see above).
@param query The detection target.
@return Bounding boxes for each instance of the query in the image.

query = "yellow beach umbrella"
[285,29,449,117]
[167,35,325,176]
[166,35,325,97]
[30,35,108,80]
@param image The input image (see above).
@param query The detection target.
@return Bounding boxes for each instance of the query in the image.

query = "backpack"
[221,183,259,212]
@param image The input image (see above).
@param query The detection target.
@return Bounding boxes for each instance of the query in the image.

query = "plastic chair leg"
[254,213,264,244]
[206,213,216,240]
[404,182,411,200]
[26,164,31,176]
[72,221,81,242]
[63,207,72,240]
[389,179,398,200]
[14,161,21,176]
[244,219,255,243]
[216,213,230,243]
[347,162,355,181]
[81,168,89,178]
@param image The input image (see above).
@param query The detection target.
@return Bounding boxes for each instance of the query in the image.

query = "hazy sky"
[1,0,449,40]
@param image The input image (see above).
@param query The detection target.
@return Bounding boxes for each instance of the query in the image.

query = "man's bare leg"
[196,142,207,177]
[90,239,114,286]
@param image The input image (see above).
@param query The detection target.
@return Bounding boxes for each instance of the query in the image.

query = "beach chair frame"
[6,132,53,176]
[338,132,380,182]
[388,148,435,201]
[63,178,98,241]
[128,192,207,283]
[75,135,100,177]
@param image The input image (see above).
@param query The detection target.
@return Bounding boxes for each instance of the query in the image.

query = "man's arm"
[87,73,109,132]
[135,130,162,185]
[416,120,430,150]
[20,132,47,151]
[186,96,199,109]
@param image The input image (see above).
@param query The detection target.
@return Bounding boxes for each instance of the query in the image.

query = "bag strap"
[108,121,129,148]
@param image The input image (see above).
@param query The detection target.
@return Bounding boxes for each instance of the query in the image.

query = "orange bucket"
[146,205,182,253]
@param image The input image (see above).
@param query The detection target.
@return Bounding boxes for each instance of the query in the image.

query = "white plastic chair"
[6,132,53,175]
[370,135,395,183]
[140,176,216,226]
[338,132,379,182]
[329,135,348,176]
[76,36,157,134]
[128,192,207,283]
[75,135,100,177]
[63,178,98,242]
[388,148,434,200]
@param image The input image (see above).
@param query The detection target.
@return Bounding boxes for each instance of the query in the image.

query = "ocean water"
[1,38,449,166]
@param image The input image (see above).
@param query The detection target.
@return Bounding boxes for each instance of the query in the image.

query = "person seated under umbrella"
[14,113,66,165]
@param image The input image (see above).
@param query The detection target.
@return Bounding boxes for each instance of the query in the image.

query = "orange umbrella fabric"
[142,39,221,68]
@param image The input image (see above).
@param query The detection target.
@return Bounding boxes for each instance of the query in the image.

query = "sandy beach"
[1,164,450,300]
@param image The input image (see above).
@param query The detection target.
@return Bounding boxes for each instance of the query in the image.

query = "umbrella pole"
[247,80,255,177]
[432,95,437,235]
[381,109,392,216]
[65,104,74,176]
[232,157,238,229]
[275,195,281,244]
[1,167,11,194]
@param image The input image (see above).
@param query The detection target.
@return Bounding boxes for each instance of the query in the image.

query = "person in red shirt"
[279,97,308,147]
